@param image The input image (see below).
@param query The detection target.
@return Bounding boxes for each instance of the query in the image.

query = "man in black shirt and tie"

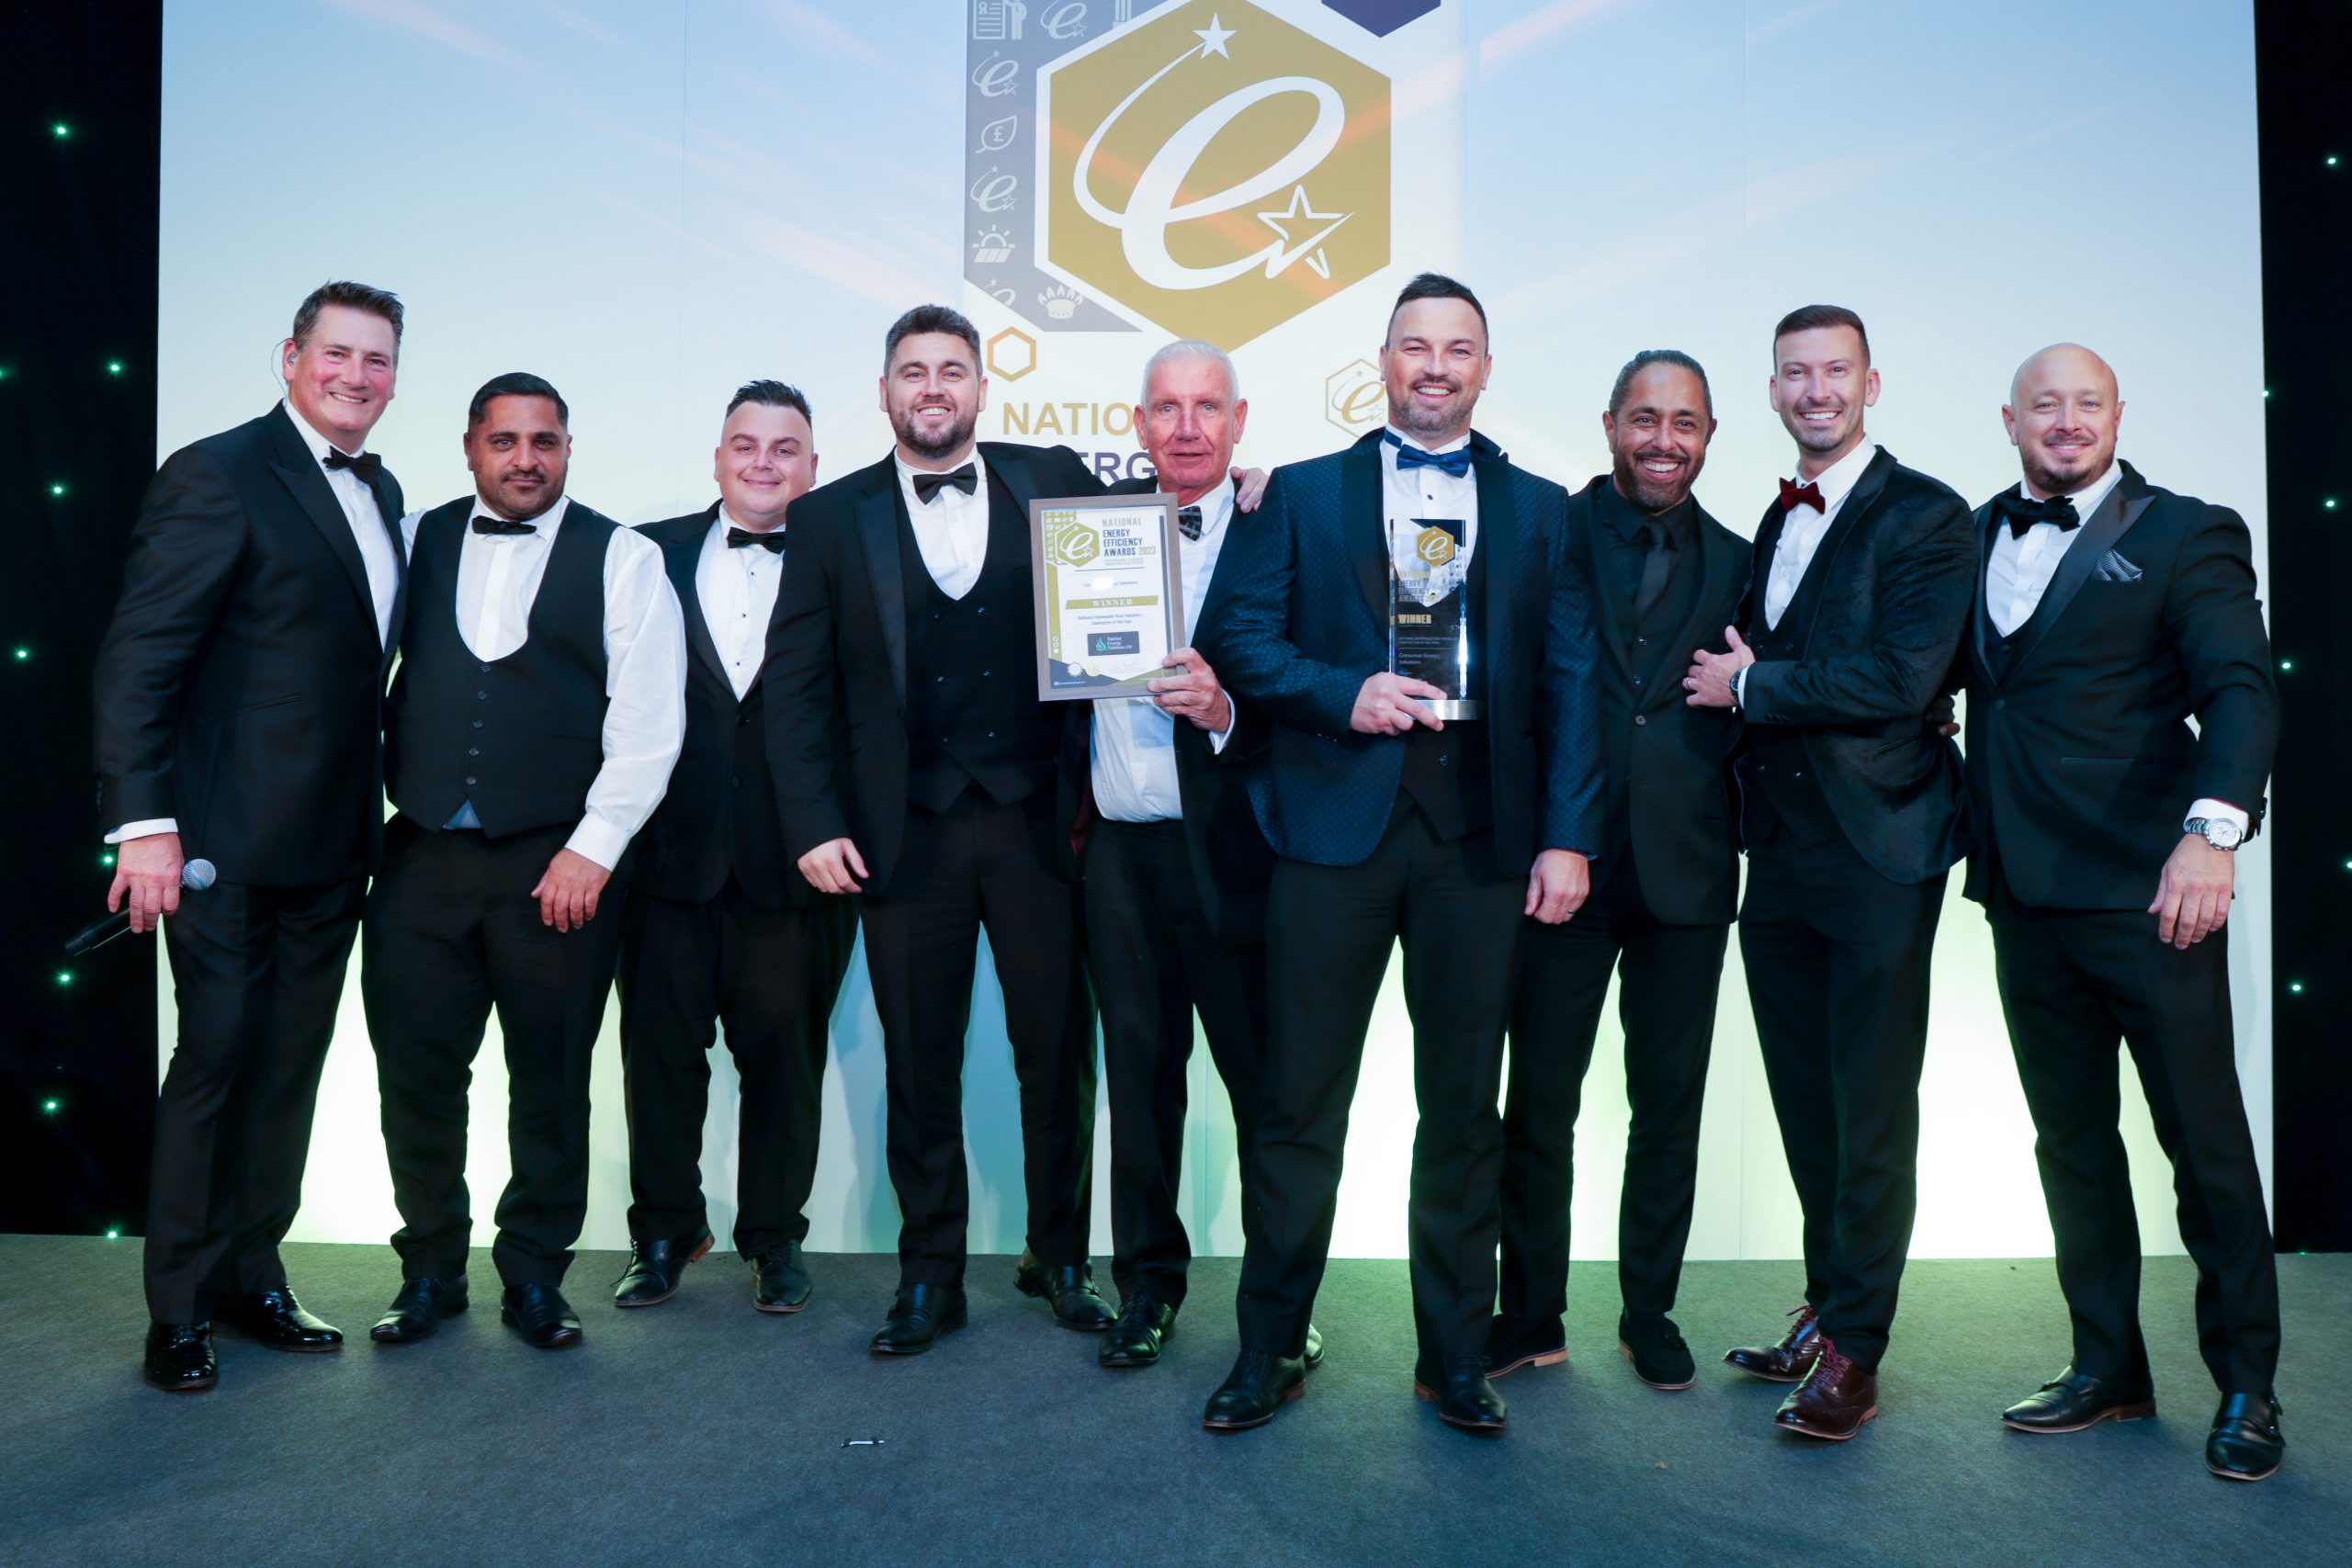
[769,306,1111,1354]
[612,381,857,1314]
[1493,351,1748,1394]
[1685,305,1975,1440]
[1962,344,2283,1481]
[364,373,685,1351]
[95,282,410,1392]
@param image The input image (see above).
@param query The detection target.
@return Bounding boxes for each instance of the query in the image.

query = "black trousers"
[1237,806,1524,1369]
[1988,875,2279,1394]
[1739,830,1946,1371]
[857,793,1096,1286]
[1082,818,1267,1309]
[1501,850,1727,1328]
[145,877,362,1324]
[615,880,857,1256]
[361,818,626,1289]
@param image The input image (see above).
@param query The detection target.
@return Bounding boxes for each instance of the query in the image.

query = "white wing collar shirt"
[695,507,786,700]
[400,493,687,870]
[896,448,991,599]
[1091,478,1238,823]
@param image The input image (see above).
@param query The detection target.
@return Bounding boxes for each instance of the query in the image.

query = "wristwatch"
[2186,817,2244,852]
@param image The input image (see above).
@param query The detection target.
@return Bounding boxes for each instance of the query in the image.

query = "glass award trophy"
[1387,519,1477,720]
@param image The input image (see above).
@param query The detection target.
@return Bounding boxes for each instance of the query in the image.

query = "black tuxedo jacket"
[767,443,1097,897]
[1736,447,1975,886]
[628,503,820,910]
[1058,474,1275,946]
[1194,428,1604,872]
[92,403,407,886]
[1959,462,2277,909]
[1571,478,1749,926]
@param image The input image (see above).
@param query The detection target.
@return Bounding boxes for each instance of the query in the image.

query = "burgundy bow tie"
[1779,478,1826,513]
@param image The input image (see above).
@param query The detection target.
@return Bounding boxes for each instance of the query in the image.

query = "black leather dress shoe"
[371,1278,469,1344]
[1305,1322,1326,1370]
[1013,1249,1114,1329]
[2001,1366,2155,1433]
[1203,1348,1306,1430]
[1620,1313,1696,1391]
[750,1241,812,1314]
[143,1322,217,1393]
[215,1287,343,1352]
[2206,1392,2284,1481]
[1725,1303,1823,1382]
[870,1282,968,1355]
[501,1283,583,1349]
[613,1227,714,1308]
[1100,1292,1178,1369]
[1416,1353,1509,1433]
[1485,1314,1568,1379]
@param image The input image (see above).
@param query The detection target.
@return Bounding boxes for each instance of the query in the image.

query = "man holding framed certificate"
[1193,274,1605,1435]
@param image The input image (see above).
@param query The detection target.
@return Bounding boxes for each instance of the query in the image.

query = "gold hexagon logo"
[986,326,1038,382]
[1038,2,1390,349]
[1325,356,1384,436]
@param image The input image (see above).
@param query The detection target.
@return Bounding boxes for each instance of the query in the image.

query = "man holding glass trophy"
[1191,274,1605,1435]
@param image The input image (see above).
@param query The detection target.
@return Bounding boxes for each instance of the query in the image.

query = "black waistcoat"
[899,473,1059,814]
[1397,531,1492,843]
[1738,535,1845,852]
[386,499,613,838]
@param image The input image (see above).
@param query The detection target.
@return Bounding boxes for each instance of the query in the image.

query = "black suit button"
[988,730,996,739]
[1636,637,1647,646]
[732,777,742,789]
[1438,755,1450,767]
[464,775,477,785]
[479,663,490,673]
[1792,771,1804,780]
[982,671,990,678]
[468,748,479,757]
[937,675,944,683]
[977,607,987,615]
[1634,715,1646,727]
[1994,698,2007,711]
[1633,677,1643,686]
[476,691,488,700]
[740,715,752,727]
[472,719,484,729]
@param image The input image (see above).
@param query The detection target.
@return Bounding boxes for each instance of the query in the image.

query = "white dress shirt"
[896,448,991,599]
[106,400,403,846]
[1382,425,1479,587]
[1733,439,1879,711]
[695,506,786,701]
[1091,479,1238,823]
[399,494,687,871]
[1986,461,2246,837]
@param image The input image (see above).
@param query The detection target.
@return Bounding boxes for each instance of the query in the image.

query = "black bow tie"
[912,464,978,503]
[1177,505,1204,542]
[728,525,786,553]
[1385,432,1473,479]
[470,515,536,536]
[322,448,383,482]
[1993,490,2081,537]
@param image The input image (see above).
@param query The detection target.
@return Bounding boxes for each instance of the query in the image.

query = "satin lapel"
[264,407,377,629]
[669,508,730,691]
[1341,441,1385,637]
[1471,447,1516,697]
[1580,487,1636,689]
[1999,477,2146,687]
[1744,499,1784,626]
[855,460,910,702]
[1793,449,1895,657]
[1970,502,1999,682]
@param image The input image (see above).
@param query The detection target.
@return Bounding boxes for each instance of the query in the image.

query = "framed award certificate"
[1028,492,1187,703]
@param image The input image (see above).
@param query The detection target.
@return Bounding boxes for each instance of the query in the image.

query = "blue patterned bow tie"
[1385,431,1472,479]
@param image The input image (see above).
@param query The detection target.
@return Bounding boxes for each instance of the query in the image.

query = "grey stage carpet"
[0,1238,2342,1566]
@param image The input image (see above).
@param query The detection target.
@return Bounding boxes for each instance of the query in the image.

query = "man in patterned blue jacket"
[1193,273,1604,1436]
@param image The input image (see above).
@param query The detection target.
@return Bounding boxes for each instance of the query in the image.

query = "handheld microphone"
[66,859,217,955]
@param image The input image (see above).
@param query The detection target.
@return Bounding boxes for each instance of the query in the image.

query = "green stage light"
[2327,499,2339,511]
[54,970,73,987]
[2279,660,2294,672]
[42,1099,59,1113]
[2289,981,2305,995]
[106,360,123,376]
[105,1229,120,1241]
[51,122,69,139]
[100,851,116,867]
[11,648,28,661]
[48,482,66,498]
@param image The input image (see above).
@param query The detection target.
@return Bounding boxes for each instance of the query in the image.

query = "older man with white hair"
[1077,340,1311,1371]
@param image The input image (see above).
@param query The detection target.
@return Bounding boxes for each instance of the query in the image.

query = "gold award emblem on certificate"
[1415,526,1456,566]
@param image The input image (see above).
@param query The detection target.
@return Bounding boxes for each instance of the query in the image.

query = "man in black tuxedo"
[1194,274,1603,1434]
[1494,351,1748,1394]
[1076,339,1285,1371]
[94,282,410,1393]
[1685,304,1974,1440]
[363,374,685,1351]
[1962,344,2283,1481]
[767,305,1111,1354]
[612,381,857,1314]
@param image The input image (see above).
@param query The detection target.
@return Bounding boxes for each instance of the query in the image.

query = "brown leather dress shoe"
[1725,1303,1824,1382]
[1772,1338,1879,1439]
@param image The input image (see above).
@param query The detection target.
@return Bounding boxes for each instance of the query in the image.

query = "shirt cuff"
[565,817,631,872]
[107,818,177,844]
[2186,799,2250,838]
[1208,705,1235,754]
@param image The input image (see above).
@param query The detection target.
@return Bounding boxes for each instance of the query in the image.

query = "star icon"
[1194,14,1235,58]
[1256,185,1351,279]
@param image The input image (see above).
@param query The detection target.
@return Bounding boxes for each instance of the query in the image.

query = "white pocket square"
[2094,549,2143,583]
